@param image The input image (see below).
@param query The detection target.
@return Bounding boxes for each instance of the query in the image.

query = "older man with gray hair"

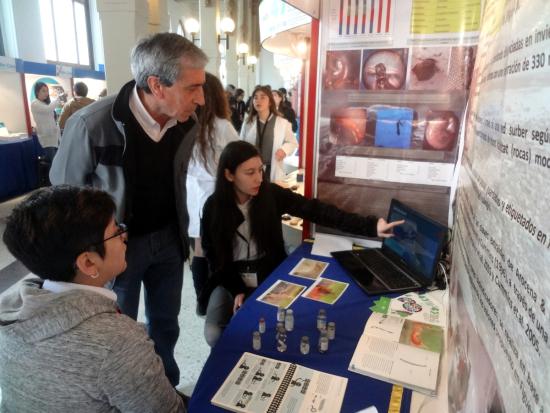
[50,33,207,386]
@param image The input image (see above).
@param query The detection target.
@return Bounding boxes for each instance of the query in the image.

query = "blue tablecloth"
[189,242,412,413]
[0,135,42,202]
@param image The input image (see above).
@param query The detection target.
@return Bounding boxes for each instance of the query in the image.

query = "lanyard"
[256,113,272,150]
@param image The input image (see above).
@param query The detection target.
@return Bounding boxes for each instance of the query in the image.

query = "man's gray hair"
[130,32,208,93]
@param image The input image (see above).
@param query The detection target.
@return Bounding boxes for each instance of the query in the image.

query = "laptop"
[331,199,448,295]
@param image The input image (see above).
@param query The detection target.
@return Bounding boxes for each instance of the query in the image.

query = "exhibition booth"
[0,57,105,201]
[0,0,548,411]
[190,1,549,412]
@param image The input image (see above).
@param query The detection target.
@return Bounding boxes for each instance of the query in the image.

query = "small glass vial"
[252,331,261,351]
[284,309,294,331]
[318,330,329,354]
[327,321,336,340]
[317,308,327,331]
[276,325,287,352]
[277,306,286,323]
[258,317,266,334]
[300,336,310,355]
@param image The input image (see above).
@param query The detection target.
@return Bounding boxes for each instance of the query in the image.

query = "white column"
[225,35,238,87]
[238,59,249,94]
[148,0,169,33]
[96,0,149,93]
[199,0,220,76]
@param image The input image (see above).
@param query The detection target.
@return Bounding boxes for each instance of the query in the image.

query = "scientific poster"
[316,0,480,228]
[450,0,550,411]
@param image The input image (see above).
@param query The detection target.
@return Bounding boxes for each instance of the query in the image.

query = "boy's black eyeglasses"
[74,223,128,270]
[89,222,128,248]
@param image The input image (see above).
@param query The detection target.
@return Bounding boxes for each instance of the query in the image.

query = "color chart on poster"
[328,0,394,43]
[410,0,480,36]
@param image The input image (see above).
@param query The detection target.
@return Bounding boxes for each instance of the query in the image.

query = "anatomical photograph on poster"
[361,48,408,90]
[315,86,467,225]
[408,46,451,90]
[327,104,462,153]
[409,46,476,91]
[324,50,362,90]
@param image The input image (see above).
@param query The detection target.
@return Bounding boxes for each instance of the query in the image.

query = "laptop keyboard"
[354,250,419,289]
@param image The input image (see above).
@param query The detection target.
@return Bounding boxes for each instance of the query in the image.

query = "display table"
[189,242,415,413]
[0,135,42,202]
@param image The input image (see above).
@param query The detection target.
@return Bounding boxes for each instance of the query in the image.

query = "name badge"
[241,272,258,288]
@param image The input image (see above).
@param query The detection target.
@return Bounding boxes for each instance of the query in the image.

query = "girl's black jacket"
[199,183,378,307]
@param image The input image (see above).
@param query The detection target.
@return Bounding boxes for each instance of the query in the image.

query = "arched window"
[39,0,93,67]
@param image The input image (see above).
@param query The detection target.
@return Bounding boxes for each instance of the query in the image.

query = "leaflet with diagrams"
[388,292,444,327]
[348,312,443,396]
[211,352,348,413]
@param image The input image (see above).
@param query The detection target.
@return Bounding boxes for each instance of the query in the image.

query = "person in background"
[187,72,239,315]
[58,81,95,130]
[225,83,236,103]
[31,81,63,161]
[98,88,108,99]
[230,88,246,132]
[272,89,297,134]
[199,141,404,347]
[50,32,207,386]
[0,186,185,412]
[278,87,298,133]
[240,85,297,181]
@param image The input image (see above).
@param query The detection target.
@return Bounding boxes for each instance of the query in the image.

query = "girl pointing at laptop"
[199,140,404,347]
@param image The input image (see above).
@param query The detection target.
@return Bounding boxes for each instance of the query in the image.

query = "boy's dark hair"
[73,82,89,97]
[2,186,116,282]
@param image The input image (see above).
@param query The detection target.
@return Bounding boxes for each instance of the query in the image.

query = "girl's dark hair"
[194,72,231,172]
[34,81,51,105]
[2,186,116,282]
[208,141,279,271]
[213,140,262,204]
[272,90,283,99]
[246,85,281,124]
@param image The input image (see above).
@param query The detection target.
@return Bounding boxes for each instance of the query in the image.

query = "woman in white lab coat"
[30,82,63,161]
[239,85,297,182]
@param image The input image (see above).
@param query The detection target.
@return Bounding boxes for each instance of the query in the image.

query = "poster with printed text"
[449,0,550,411]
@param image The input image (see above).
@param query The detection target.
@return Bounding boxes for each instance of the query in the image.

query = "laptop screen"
[382,199,447,282]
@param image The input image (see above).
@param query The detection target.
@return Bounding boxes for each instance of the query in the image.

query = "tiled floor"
[0,193,210,399]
